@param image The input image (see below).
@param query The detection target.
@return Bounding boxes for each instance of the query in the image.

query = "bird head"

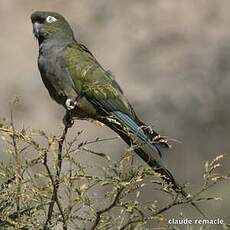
[31,11,74,44]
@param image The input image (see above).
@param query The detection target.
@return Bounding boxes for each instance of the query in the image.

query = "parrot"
[31,11,205,216]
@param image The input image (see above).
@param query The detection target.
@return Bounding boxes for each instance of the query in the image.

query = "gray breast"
[37,41,78,106]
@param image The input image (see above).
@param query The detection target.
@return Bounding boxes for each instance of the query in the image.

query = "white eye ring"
[46,16,57,23]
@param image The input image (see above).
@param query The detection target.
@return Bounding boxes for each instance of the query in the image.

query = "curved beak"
[33,22,41,38]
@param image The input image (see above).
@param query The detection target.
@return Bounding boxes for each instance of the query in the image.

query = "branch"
[91,187,124,229]
[120,196,186,230]
[44,124,69,230]
[10,105,21,219]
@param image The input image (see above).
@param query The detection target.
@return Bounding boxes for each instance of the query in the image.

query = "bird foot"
[63,111,74,128]
[65,98,78,111]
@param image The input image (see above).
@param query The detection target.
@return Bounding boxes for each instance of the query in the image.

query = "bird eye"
[46,16,57,23]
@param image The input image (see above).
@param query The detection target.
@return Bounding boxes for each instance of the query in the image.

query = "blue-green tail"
[101,110,206,217]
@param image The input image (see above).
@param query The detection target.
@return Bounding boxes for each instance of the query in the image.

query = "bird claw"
[65,98,78,111]
[63,111,74,128]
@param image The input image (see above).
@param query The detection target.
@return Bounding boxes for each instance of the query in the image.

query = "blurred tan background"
[0,0,230,227]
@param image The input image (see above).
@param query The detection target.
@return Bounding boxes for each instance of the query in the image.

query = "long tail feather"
[99,111,206,217]
[155,164,206,217]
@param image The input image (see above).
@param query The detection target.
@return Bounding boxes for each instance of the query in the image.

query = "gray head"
[31,11,75,45]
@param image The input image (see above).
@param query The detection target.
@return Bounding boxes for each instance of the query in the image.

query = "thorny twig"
[10,102,21,220]
[120,170,230,230]
[44,124,69,230]
[91,187,124,229]
[0,116,229,229]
